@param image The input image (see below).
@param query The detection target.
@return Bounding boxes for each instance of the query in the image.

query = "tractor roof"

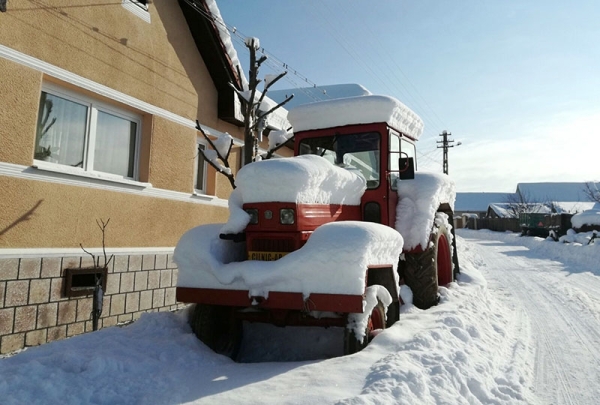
[287,95,424,140]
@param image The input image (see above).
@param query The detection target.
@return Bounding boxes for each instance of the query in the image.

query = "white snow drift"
[571,209,600,228]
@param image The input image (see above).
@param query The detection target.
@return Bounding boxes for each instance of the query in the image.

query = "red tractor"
[175,95,458,358]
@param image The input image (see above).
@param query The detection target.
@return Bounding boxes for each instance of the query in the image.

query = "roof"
[516,182,599,202]
[455,192,513,212]
[178,0,243,125]
[268,83,372,109]
[487,203,518,219]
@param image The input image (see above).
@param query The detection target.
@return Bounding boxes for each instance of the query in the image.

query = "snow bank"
[174,221,403,298]
[396,172,456,250]
[465,229,600,269]
[571,209,600,228]
[221,155,366,234]
[559,229,599,246]
[287,95,424,140]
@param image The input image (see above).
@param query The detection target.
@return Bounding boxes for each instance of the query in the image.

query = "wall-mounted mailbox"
[64,267,107,298]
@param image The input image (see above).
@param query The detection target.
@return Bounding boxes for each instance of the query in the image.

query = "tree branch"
[265,135,295,160]
[251,94,294,130]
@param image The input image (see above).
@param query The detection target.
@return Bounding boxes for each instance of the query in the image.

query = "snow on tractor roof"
[288,95,424,140]
[221,155,367,234]
[396,172,456,250]
[174,222,403,298]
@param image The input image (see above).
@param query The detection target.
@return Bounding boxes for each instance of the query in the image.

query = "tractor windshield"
[298,132,381,189]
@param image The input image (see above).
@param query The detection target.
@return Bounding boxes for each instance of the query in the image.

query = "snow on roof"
[174,221,403,297]
[571,210,600,228]
[287,95,424,140]
[516,182,598,203]
[220,155,366,234]
[396,172,456,250]
[205,0,289,130]
[487,203,517,219]
[268,83,372,109]
[551,201,600,214]
[455,192,513,212]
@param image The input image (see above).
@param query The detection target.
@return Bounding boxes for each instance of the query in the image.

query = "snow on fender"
[396,172,456,250]
[174,221,404,299]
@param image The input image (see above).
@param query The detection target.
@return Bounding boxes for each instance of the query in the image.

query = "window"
[389,131,417,189]
[34,83,141,180]
[298,132,381,189]
[122,0,150,23]
[195,142,207,193]
[131,0,147,10]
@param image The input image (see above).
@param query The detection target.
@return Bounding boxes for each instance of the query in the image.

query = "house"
[454,192,513,218]
[0,0,287,354]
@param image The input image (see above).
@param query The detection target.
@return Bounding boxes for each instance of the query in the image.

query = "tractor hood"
[221,155,367,234]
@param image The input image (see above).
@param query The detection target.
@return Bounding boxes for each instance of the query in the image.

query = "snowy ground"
[1,229,599,404]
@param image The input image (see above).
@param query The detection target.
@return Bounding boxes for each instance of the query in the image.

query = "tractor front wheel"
[344,300,386,355]
[402,223,453,310]
[190,304,242,359]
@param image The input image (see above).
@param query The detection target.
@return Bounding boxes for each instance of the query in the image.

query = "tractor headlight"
[245,208,259,225]
[280,208,295,225]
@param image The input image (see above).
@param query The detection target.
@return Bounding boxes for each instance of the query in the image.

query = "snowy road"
[460,230,600,405]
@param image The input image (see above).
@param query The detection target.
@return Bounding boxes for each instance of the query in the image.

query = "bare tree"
[505,189,536,217]
[195,37,294,189]
[583,182,600,203]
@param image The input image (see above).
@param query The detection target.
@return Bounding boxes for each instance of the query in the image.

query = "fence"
[466,217,521,233]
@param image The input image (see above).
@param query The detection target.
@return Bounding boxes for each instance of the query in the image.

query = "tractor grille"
[251,238,295,253]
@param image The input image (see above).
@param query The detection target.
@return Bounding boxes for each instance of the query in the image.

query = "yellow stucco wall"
[0,175,229,248]
[0,0,228,128]
[0,59,42,166]
[0,1,247,249]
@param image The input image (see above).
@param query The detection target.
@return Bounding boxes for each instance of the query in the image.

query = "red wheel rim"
[369,304,386,335]
[437,234,452,286]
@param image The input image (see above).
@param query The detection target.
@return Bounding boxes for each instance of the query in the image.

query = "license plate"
[248,251,288,261]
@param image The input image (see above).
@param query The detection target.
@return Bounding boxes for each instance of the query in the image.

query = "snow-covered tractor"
[175,95,458,358]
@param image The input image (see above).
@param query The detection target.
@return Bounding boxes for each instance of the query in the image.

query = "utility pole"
[436,130,460,175]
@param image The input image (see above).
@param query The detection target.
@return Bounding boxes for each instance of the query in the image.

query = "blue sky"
[217,1,600,192]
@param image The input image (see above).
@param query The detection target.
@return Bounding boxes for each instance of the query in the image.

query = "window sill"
[32,160,152,189]
[192,191,218,201]
[122,0,151,23]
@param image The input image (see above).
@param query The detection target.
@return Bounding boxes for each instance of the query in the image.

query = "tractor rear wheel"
[190,304,242,359]
[403,223,453,310]
[344,300,386,355]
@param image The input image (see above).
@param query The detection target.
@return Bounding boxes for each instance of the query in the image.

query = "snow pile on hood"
[396,172,456,250]
[571,209,600,228]
[288,95,424,140]
[221,155,366,234]
[174,221,403,298]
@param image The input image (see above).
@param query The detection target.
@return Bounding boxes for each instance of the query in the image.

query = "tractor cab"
[294,122,417,227]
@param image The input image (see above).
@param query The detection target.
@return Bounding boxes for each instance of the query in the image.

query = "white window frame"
[194,140,208,194]
[122,0,150,23]
[35,82,142,183]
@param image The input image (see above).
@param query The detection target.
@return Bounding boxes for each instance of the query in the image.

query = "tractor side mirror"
[399,157,415,180]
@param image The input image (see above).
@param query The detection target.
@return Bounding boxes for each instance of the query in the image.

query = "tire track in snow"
[463,235,600,405]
